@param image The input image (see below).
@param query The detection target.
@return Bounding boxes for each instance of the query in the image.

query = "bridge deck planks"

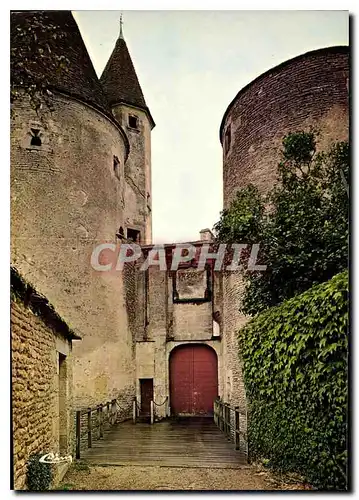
[81,418,247,468]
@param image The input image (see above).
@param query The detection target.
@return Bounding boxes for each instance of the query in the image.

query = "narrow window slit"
[30,128,42,146]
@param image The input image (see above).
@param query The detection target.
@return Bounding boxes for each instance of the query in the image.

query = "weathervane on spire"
[119,12,124,39]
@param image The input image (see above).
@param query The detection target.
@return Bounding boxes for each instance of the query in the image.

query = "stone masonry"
[11,268,80,489]
[221,46,349,206]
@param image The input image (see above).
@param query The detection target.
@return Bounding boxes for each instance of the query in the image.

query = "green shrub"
[214,133,349,315]
[239,271,348,490]
[26,453,52,491]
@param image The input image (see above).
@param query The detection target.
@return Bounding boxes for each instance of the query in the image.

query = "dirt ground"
[58,462,311,491]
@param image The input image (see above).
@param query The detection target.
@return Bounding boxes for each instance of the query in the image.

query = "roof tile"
[100,35,148,110]
[11,10,112,115]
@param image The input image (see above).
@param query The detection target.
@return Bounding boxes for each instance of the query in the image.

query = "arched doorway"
[169,344,218,416]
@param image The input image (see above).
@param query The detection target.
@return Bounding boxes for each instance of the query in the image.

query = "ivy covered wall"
[239,271,348,490]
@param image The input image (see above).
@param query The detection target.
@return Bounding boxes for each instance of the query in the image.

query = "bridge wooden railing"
[132,397,141,423]
[213,398,248,455]
[152,396,169,422]
[132,396,169,424]
[75,399,118,459]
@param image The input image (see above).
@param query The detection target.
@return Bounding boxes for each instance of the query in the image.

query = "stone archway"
[169,344,218,416]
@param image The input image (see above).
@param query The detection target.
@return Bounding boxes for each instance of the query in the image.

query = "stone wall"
[11,297,74,490]
[172,302,213,340]
[130,256,248,421]
[123,260,144,344]
[176,269,207,299]
[221,46,349,207]
[221,272,248,408]
[144,267,168,414]
[11,91,135,409]
[133,258,223,418]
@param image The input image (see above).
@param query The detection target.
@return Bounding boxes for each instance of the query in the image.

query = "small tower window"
[128,115,139,130]
[127,228,140,243]
[224,125,231,155]
[30,128,42,147]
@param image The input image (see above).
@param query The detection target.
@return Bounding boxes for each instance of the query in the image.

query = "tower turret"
[100,18,155,244]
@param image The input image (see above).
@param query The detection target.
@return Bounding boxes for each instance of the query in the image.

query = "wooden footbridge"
[75,399,247,469]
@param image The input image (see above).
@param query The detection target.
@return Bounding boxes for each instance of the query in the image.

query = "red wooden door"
[170,344,218,416]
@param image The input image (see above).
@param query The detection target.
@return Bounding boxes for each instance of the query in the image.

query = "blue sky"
[73,10,349,243]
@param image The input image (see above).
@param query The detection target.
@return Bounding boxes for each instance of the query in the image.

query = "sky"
[73,10,349,244]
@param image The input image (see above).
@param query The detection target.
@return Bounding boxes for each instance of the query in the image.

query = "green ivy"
[11,12,69,112]
[214,132,349,315]
[238,271,348,490]
[26,453,52,491]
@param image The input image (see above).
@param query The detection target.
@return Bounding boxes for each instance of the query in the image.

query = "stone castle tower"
[100,21,155,244]
[11,10,153,409]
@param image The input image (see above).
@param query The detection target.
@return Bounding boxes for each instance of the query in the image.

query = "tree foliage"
[11,12,70,111]
[238,271,348,490]
[214,131,349,315]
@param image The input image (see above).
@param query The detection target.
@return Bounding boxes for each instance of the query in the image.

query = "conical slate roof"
[100,31,155,127]
[10,10,112,115]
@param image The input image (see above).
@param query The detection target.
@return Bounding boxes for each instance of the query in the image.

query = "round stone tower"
[218,45,349,413]
[220,46,349,208]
